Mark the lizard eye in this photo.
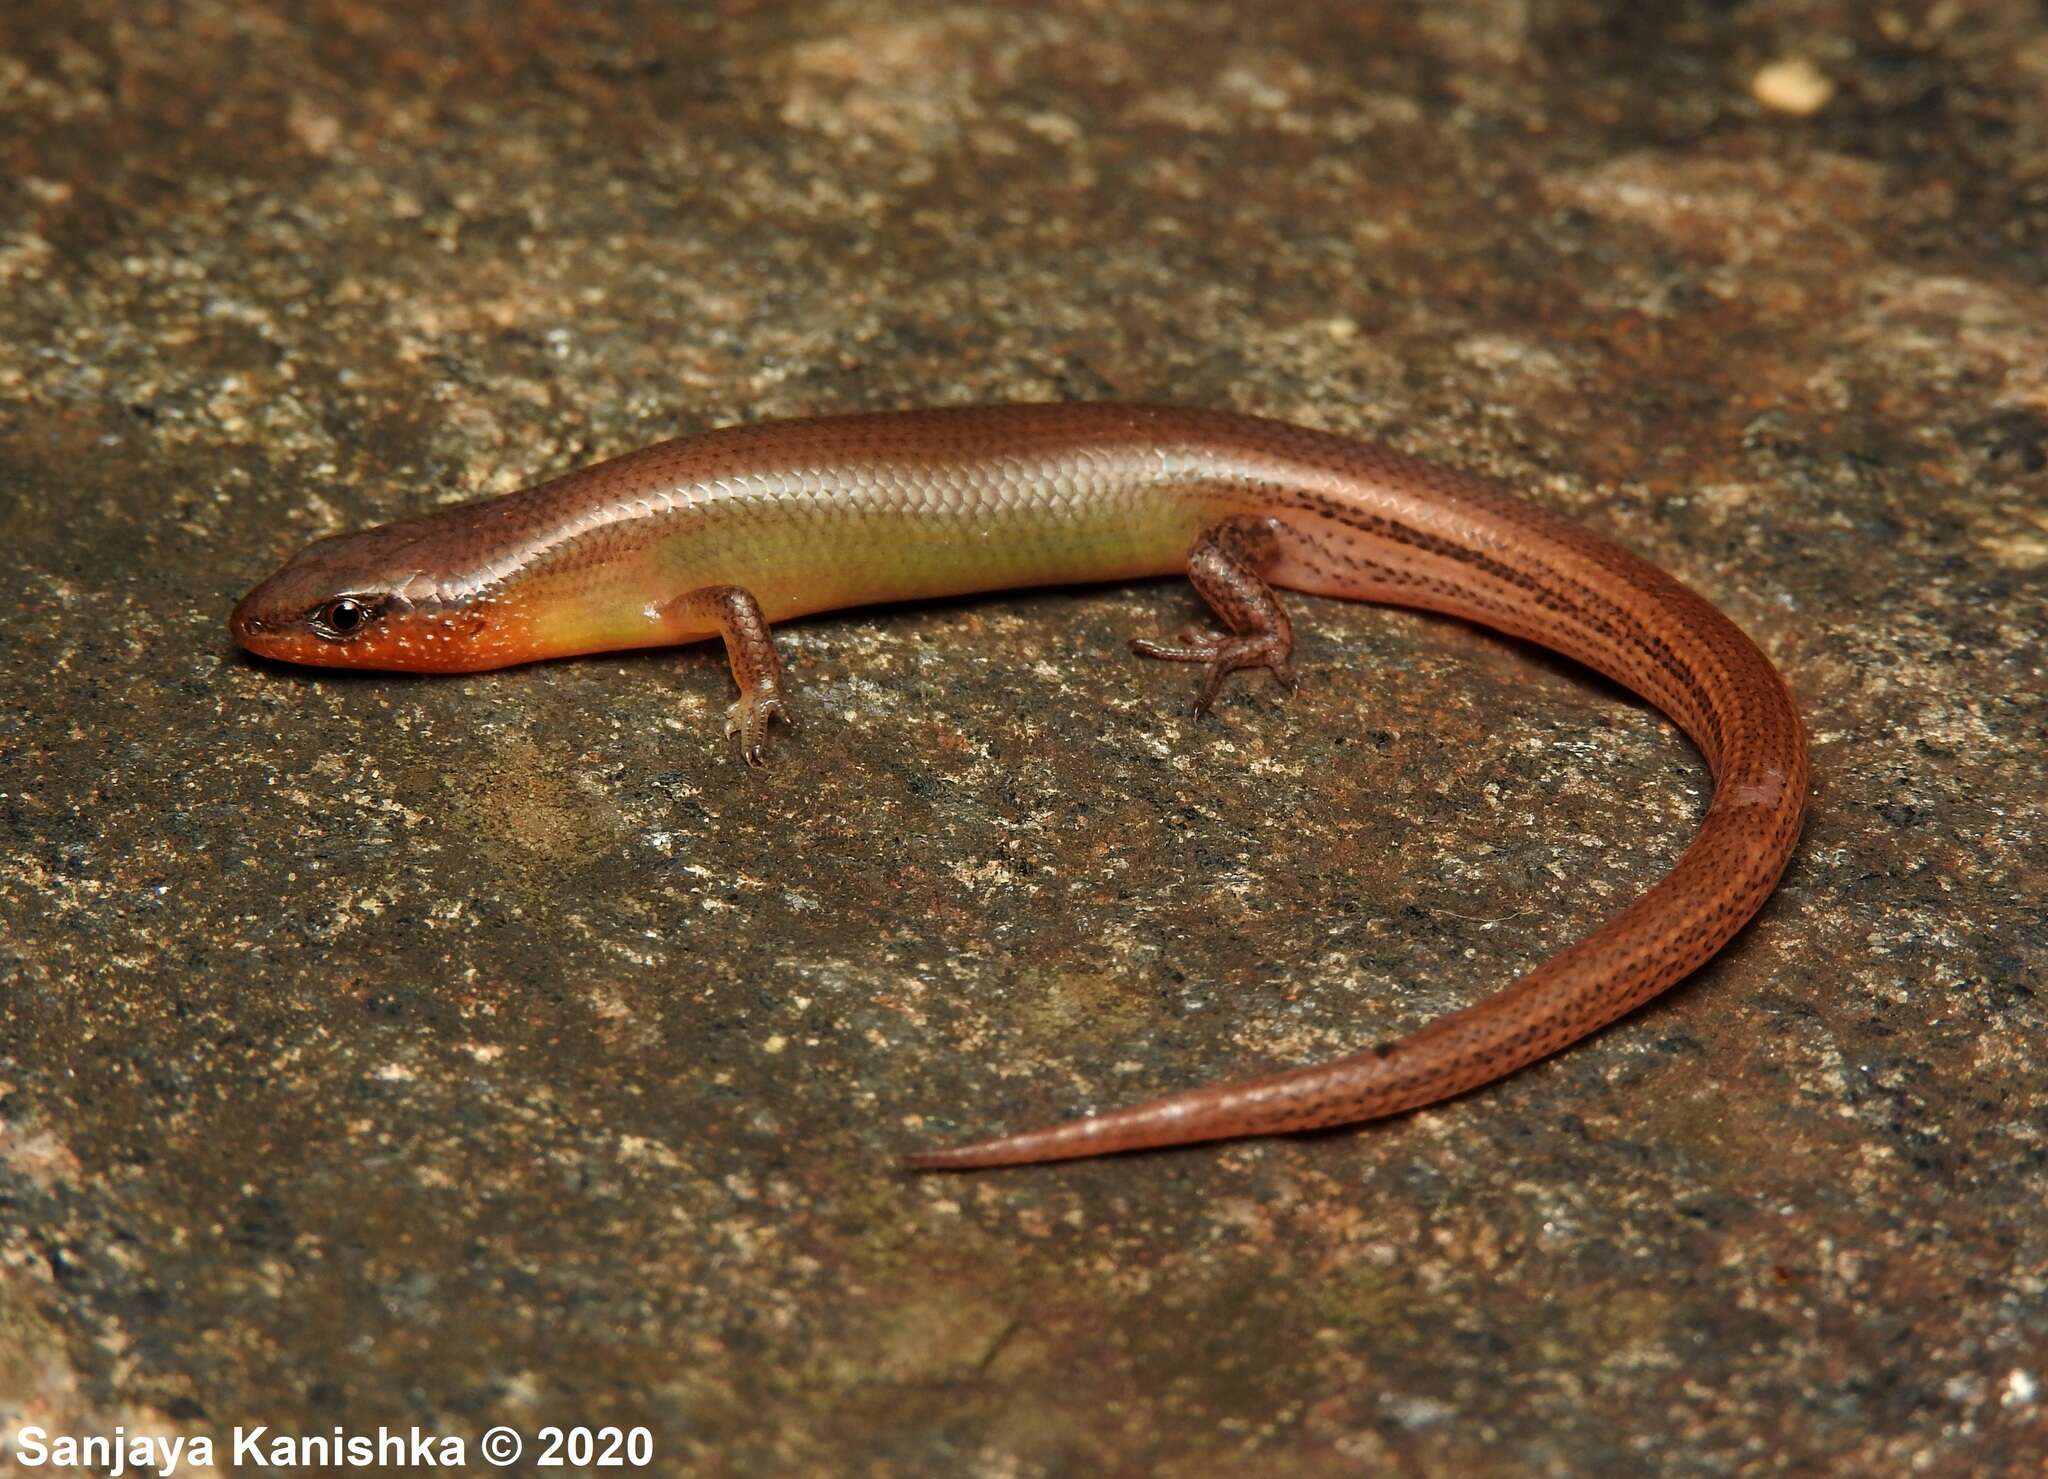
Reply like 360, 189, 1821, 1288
312, 596, 378, 640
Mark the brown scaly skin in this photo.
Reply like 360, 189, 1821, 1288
233, 404, 1808, 1169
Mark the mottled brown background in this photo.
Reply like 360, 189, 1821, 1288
2, 1, 2043, 1474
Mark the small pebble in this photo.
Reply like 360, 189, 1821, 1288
1752, 57, 1835, 116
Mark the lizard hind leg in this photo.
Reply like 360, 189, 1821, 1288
1130, 516, 1299, 714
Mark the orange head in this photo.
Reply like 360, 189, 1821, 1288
231, 520, 520, 672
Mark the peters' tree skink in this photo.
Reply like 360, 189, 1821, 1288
231, 404, 1808, 1169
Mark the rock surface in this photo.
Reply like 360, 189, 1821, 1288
2, 1, 2043, 1472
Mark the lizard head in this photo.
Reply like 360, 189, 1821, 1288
231, 521, 500, 672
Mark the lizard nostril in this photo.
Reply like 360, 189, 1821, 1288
229, 594, 268, 641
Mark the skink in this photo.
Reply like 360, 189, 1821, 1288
232, 404, 1808, 1169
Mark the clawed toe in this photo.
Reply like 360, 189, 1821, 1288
1130, 634, 1223, 663
726, 691, 793, 766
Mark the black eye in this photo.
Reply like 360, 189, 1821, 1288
315, 597, 376, 639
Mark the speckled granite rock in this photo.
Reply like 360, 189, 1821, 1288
1, 1, 2043, 1474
